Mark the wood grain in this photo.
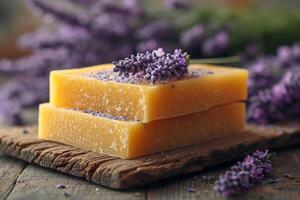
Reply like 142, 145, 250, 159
0, 157, 27, 200
5, 165, 145, 200
1, 147, 299, 200
0, 124, 300, 190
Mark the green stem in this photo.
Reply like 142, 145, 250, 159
190, 55, 240, 64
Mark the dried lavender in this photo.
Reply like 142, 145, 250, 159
247, 43, 300, 96
112, 48, 189, 83
248, 68, 300, 124
214, 150, 273, 197
0, 76, 49, 125
79, 109, 131, 121
246, 42, 300, 123
247, 58, 281, 97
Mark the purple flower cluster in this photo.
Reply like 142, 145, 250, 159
248, 68, 300, 123
247, 43, 300, 123
214, 150, 273, 197
112, 48, 189, 83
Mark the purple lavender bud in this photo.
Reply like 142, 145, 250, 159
202, 31, 229, 57
18, 25, 91, 50
180, 24, 204, 50
276, 46, 293, 68
0, 76, 49, 125
214, 150, 273, 197
247, 59, 280, 96
248, 68, 300, 124
112, 48, 189, 84
28, 0, 89, 27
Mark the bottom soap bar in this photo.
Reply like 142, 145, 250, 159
39, 103, 245, 159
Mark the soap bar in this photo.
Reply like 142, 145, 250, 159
50, 64, 248, 122
39, 102, 245, 159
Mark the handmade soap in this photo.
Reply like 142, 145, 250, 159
50, 64, 248, 122
39, 102, 245, 159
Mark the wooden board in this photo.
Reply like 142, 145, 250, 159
0, 124, 300, 190
1, 147, 300, 200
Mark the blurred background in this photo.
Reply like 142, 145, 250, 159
0, 0, 300, 126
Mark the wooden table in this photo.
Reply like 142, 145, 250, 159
1, 146, 299, 200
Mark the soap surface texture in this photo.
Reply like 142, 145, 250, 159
50, 64, 248, 122
39, 103, 245, 159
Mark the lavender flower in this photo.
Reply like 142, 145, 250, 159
28, 0, 89, 27
276, 46, 294, 68
180, 24, 204, 50
112, 48, 189, 83
202, 31, 229, 57
245, 42, 300, 124
0, 76, 49, 125
248, 68, 300, 124
214, 150, 273, 197
247, 58, 282, 97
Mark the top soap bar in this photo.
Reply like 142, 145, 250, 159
50, 64, 248, 122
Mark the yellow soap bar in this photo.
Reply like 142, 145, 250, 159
50, 64, 248, 122
39, 102, 245, 159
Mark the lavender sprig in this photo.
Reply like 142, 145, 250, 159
28, 0, 89, 27
214, 150, 273, 197
248, 68, 300, 124
112, 48, 190, 83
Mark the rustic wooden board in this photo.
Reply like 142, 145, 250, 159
0, 124, 300, 190
1, 147, 300, 200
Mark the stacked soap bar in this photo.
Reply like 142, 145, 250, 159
39, 64, 248, 159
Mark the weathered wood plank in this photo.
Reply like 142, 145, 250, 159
147, 147, 300, 200
0, 156, 27, 200
5, 165, 145, 200
0, 125, 300, 190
